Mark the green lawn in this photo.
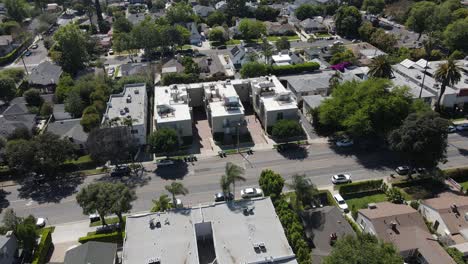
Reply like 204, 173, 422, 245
90, 216, 125, 227
226, 39, 242, 45
346, 192, 387, 212
65, 155, 92, 165
315, 33, 332, 38
398, 180, 447, 200
459, 181, 468, 191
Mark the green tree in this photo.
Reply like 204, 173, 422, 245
406, 1, 436, 40
148, 128, 179, 155
87, 127, 138, 164
113, 15, 133, 33
5, 140, 34, 173
443, 18, 468, 52
434, 59, 462, 111
386, 187, 404, 204
358, 21, 376, 42
206, 11, 226, 27
288, 174, 319, 210
76, 182, 115, 225
132, 18, 160, 54
64, 91, 84, 118
15, 216, 38, 254
0, 78, 17, 104
324, 234, 403, 264
23, 89, 43, 107
370, 29, 397, 53
275, 36, 290, 51
5, 0, 29, 22
388, 112, 449, 169
225, 162, 245, 199
55, 74, 75, 103
165, 181, 189, 207
240, 62, 269, 78
334, 6, 362, 37
81, 113, 101, 132
271, 120, 303, 141
2, 208, 19, 231
7, 127, 31, 141
53, 24, 90, 75
32, 132, 75, 177
39, 102, 53, 116
166, 2, 194, 24
362, 0, 384, 15
110, 183, 136, 224
151, 194, 172, 212
329, 49, 357, 65
368, 55, 393, 78
258, 169, 284, 201
295, 4, 323, 20
238, 19, 266, 40
226, 0, 247, 17
260, 37, 273, 64
208, 27, 227, 44
255, 5, 279, 21
317, 79, 414, 139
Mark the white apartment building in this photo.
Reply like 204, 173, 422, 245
103, 83, 148, 145
154, 85, 193, 141
250, 76, 299, 131
203, 81, 246, 135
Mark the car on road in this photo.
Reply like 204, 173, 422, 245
241, 187, 263, 199
24, 50, 32, 56
108, 48, 114, 55
456, 123, 468, 131
36, 218, 46, 228
448, 125, 457, 133
110, 165, 130, 177
331, 174, 351, 184
156, 159, 175, 167
89, 213, 100, 223
395, 166, 410, 175
333, 194, 348, 212
214, 192, 234, 202
175, 198, 183, 208
107, 66, 115, 77
31, 43, 38, 49
336, 139, 353, 147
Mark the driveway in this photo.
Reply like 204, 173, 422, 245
193, 107, 218, 155
49, 220, 97, 262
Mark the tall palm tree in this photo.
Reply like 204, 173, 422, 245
220, 175, 231, 199
287, 174, 318, 210
434, 59, 462, 112
165, 182, 189, 207
225, 162, 245, 199
368, 55, 393, 79
419, 32, 439, 98
261, 37, 273, 65
151, 194, 172, 212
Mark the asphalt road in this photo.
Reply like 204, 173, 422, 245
1, 132, 467, 225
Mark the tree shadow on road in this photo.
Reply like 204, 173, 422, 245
329, 144, 403, 171
277, 145, 309, 160
0, 189, 10, 212
153, 161, 189, 180
17, 174, 84, 204
94, 170, 152, 188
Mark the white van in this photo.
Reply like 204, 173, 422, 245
333, 194, 349, 212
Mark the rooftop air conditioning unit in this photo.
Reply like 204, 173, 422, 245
368, 203, 377, 209
134, 89, 139, 94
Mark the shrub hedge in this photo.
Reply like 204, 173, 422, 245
0, 37, 34, 66
270, 62, 320, 75
345, 215, 362, 235
274, 197, 311, 264
32, 228, 53, 264
338, 179, 384, 197
445, 166, 468, 182
78, 230, 125, 244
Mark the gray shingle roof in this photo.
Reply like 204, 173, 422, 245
0, 234, 18, 264
47, 118, 88, 144
303, 95, 326, 109
53, 104, 72, 121
120, 62, 149, 77
64, 241, 117, 264
28, 61, 63, 86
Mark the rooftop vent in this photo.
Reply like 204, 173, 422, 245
368, 203, 377, 209
134, 89, 139, 94
147, 258, 161, 264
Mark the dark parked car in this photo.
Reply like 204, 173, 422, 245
395, 166, 410, 175
214, 192, 234, 202
110, 165, 131, 177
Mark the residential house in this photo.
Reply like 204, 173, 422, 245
46, 3, 61, 12
419, 192, 468, 255
0, 35, 15, 56
215, 0, 227, 10
0, 232, 18, 264
122, 197, 297, 264
347, 42, 386, 66
102, 83, 148, 145
193, 5, 215, 17
92, 34, 112, 49
28, 61, 63, 91
357, 202, 456, 264
299, 18, 327, 34
280, 71, 336, 102
65, 241, 117, 264
195, 55, 234, 79
271, 52, 292, 65
161, 58, 185, 76
230, 45, 259, 69
302, 94, 326, 118
52, 104, 72, 121
117, 62, 150, 78
46, 119, 88, 152
301, 206, 355, 263
249, 76, 299, 131
0, 3, 7, 15
154, 84, 193, 142
264, 21, 295, 36
188, 22, 203, 46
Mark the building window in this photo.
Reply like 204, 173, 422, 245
131, 129, 138, 134
277, 112, 283, 120
433, 220, 439, 230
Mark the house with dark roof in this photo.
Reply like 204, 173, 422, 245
161, 58, 185, 76
302, 94, 326, 118
46, 119, 88, 151
188, 22, 203, 46
0, 35, 16, 56
0, 232, 18, 264
300, 18, 327, 34
230, 45, 259, 69
264, 21, 295, 36
357, 202, 456, 264
117, 62, 149, 78
64, 241, 117, 264
301, 206, 355, 263
419, 192, 468, 254
28, 61, 63, 91
193, 5, 215, 17
195, 55, 233, 78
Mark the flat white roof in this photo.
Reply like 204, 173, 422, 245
272, 54, 291, 63
154, 85, 191, 123
103, 83, 146, 126
123, 198, 297, 264
204, 82, 245, 118
252, 76, 298, 112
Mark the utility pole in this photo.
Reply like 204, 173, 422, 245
20, 54, 29, 75
418, 59, 428, 99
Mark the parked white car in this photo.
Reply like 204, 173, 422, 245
331, 174, 351, 184
456, 123, 468, 131
36, 218, 46, 228
333, 194, 348, 211
241, 187, 263, 199
336, 139, 354, 147
156, 159, 175, 167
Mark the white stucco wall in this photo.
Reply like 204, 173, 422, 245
419, 204, 451, 236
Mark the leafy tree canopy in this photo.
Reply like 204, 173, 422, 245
334, 6, 362, 37
258, 169, 284, 200
271, 120, 303, 141
295, 4, 323, 20
148, 128, 179, 155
